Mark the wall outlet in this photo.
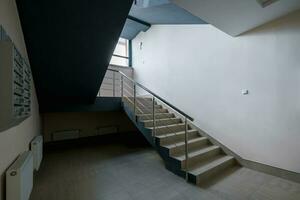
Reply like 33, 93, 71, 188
242, 89, 249, 95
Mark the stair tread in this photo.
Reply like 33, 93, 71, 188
156, 130, 198, 139
139, 108, 168, 112
142, 117, 180, 123
188, 155, 234, 176
138, 113, 174, 117
143, 118, 182, 128
163, 137, 207, 149
174, 145, 220, 161
123, 97, 235, 185
148, 123, 185, 129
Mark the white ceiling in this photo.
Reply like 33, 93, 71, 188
172, 0, 300, 36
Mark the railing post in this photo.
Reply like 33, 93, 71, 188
184, 117, 189, 181
113, 71, 116, 97
133, 84, 136, 117
152, 96, 156, 138
121, 75, 123, 98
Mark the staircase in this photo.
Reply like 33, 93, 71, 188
100, 68, 238, 185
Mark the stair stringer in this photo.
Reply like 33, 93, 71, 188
123, 102, 187, 179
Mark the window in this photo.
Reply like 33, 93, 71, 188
110, 38, 131, 67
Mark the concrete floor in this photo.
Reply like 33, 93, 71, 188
30, 136, 300, 200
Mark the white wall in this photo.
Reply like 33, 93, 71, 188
132, 10, 300, 173
0, 0, 41, 199
172, 0, 300, 36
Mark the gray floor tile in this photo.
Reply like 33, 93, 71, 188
30, 141, 300, 200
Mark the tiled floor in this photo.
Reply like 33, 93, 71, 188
30, 137, 300, 200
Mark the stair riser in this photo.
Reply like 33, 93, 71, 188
144, 118, 182, 127
153, 125, 186, 136
136, 108, 168, 115
123, 98, 160, 110
136, 99, 158, 106
124, 98, 167, 114
158, 132, 199, 146
123, 98, 238, 187
125, 97, 153, 101
138, 113, 175, 121
136, 99, 160, 107
170, 139, 209, 157
181, 148, 221, 169
136, 97, 154, 102
195, 158, 236, 185
138, 104, 162, 110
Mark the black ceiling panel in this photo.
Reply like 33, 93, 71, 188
17, 0, 133, 110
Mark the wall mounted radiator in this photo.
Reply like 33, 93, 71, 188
6, 151, 33, 200
30, 135, 43, 171
52, 129, 80, 141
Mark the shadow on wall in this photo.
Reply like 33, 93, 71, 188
240, 9, 300, 36
42, 111, 138, 143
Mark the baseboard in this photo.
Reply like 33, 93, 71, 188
240, 159, 300, 184
189, 124, 300, 184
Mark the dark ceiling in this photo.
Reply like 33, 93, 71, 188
129, 1, 207, 24
17, 0, 133, 111
121, 0, 207, 40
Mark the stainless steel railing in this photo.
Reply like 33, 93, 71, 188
99, 68, 194, 180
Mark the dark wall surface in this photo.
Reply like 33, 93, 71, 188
17, 0, 133, 110
41, 97, 122, 113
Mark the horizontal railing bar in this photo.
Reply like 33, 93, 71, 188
108, 64, 131, 69
107, 69, 194, 121
123, 82, 134, 91
112, 54, 129, 59
123, 88, 133, 96
101, 81, 121, 85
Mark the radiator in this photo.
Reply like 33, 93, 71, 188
6, 151, 33, 200
31, 135, 43, 171
52, 129, 80, 141
96, 126, 119, 135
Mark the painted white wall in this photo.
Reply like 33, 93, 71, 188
172, 0, 300, 36
0, 0, 41, 199
132, 10, 300, 173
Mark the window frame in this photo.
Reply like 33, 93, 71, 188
110, 38, 132, 67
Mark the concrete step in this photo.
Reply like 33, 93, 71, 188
143, 118, 182, 127
123, 98, 164, 114
174, 145, 221, 169
136, 108, 169, 115
123, 97, 166, 113
137, 102, 162, 110
138, 113, 175, 121
135, 97, 160, 107
135, 96, 153, 102
123, 96, 156, 106
133, 97, 158, 107
164, 137, 209, 157
156, 130, 200, 146
188, 155, 235, 185
148, 123, 187, 136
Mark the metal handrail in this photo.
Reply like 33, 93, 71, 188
103, 68, 192, 180
107, 68, 194, 121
